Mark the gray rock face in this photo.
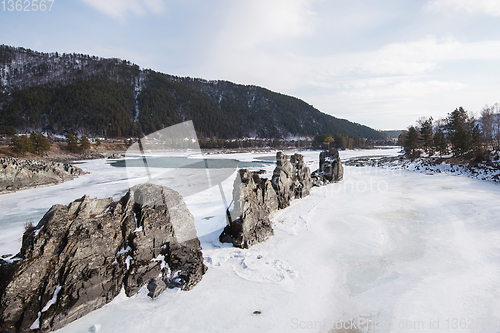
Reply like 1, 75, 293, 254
0, 183, 206, 333
221, 152, 315, 249
312, 148, 344, 186
0, 157, 87, 194
220, 169, 279, 249
271, 152, 296, 209
290, 153, 313, 199
220, 150, 341, 249
271, 152, 313, 207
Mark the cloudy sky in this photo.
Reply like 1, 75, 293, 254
2, 0, 500, 130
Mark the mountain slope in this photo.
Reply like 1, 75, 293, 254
0, 45, 386, 139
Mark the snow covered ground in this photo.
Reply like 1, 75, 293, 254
2, 148, 500, 332
344, 152, 500, 185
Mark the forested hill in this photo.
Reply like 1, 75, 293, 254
0, 45, 386, 139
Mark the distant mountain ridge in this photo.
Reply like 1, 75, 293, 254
0, 45, 386, 139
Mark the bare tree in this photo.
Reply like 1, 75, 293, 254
493, 103, 500, 150
480, 105, 495, 150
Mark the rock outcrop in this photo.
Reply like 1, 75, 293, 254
0, 158, 87, 194
271, 152, 296, 209
220, 169, 278, 249
221, 150, 343, 249
312, 148, 344, 186
221, 152, 315, 249
0, 183, 206, 333
290, 153, 313, 199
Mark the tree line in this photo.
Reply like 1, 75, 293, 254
312, 133, 380, 150
9, 132, 50, 155
8, 132, 92, 155
399, 104, 500, 160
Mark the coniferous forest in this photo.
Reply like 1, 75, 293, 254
399, 105, 500, 160
0, 45, 386, 140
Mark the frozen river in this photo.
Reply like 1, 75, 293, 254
1, 148, 500, 332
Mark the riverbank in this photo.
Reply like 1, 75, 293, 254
0, 157, 88, 194
345, 154, 500, 184
0, 142, 127, 163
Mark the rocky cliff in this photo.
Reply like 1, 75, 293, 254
0, 158, 87, 194
0, 183, 206, 333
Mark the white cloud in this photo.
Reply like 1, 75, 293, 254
203, 35, 500, 97
424, 0, 500, 16
307, 36, 500, 79
339, 80, 466, 101
80, 0, 166, 20
215, 0, 316, 49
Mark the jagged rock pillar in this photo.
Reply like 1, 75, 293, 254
220, 169, 279, 249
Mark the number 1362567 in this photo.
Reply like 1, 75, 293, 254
2, 0, 55, 11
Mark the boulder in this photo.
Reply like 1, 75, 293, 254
0, 183, 206, 333
312, 148, 344, 186
220, 169, 278, 249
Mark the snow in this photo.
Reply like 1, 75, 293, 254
116, 246, 132, 256
41, 285, 62, 312
30, 312, 41, 330
125, 255, 132, 271
1, 148, 500, 332
151, 254, 169, 271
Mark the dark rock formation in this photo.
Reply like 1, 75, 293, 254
312, 148, 344, 186
220, 169, 279, 249
290, 153, 312, 199
0, 158, 87, 194
221, 152, 314, 249
271, 152, 313, 207
271, 152, 296, 209
221, 150, 342, 249
0, 183, 206, 333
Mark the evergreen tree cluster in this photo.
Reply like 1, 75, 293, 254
9, 131, 50, 155
399, 105, 500, 159
311, 133, 372, 150
65, 134, 91, 152
1, 75, 141, 137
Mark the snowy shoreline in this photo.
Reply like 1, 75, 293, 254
345, 154, 500, 184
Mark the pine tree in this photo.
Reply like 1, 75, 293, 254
471, 123, 483, 159
79, 136, 91, 150
418, 117, 434, 154
433, 129, 447, 156
66, 134, 78, 152
10, 135, 34, 155
29, 131, 50, 154
404, 126, 419, 156
446, 107, 471, 156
